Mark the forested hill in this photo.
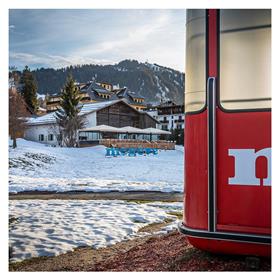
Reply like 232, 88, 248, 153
31, 60, 185, 104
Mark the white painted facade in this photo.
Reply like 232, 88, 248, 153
24, 111, 97, 146
147, 110, 185, 131
24, 124, 59, 146
24, 100, 159, 146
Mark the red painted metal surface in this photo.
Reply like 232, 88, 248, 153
183, 9, 271, 256
188, 237, 271, 257
184, 111, 208, 230
216, 110, 271, 235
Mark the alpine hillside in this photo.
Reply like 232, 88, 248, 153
31, 60, 185, 104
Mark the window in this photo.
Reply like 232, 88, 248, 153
39, 134, 44, 141
48, 134, 54, 141
185, 9, 206, 113
220, 9, 271, 110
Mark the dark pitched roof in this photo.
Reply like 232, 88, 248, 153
127, 91, 144, 99
79, 81, 118, 102
113, 88, 145, 106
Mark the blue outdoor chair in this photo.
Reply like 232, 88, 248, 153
128, 148, 136, 157
120, 147, 127, 156
152, 148, 158, 155
145, 148, 152, 155
105, 148, 111, 157
137, 147, 144, 155
111, 148, 117, 157
115, 148, 120, 156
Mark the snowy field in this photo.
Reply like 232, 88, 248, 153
9, 199, 182, 262
9, 139, 184, 193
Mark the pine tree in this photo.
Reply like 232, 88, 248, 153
55, 74, 86, 147
21, 66, 38, 112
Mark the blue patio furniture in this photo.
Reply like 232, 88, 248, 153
111, 148, 117, 157
120, 147, 127, 156
137, 147, 144, 155
145, 148, 152, 155
105, 148, 111, 157
115, 148, 121, 156
128, 147, 136, 157
152, 148, 158, 155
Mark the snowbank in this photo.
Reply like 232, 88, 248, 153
9, 139, 184, 193
9, 200, 182, 262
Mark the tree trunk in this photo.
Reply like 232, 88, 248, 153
12, 137, 17, 149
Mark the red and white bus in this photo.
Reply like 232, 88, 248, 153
178, 9, 271, 256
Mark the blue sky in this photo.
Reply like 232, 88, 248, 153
9, 9, 185, 72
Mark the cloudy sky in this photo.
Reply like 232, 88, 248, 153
9, 9, 185, 72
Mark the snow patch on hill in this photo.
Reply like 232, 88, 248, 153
9, 139, 184, 193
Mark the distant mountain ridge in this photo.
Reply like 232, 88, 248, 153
31, 60, 185, 104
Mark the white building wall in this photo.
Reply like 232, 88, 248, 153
146, 110, 161, 129
147, 110, 184, 131
158, 113, 185, 131
84, 112, 97, 128
24, 111, 97, 146
24, 124, 60, 146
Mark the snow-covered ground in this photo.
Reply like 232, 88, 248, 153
9, 199, 182, 262
9, 139, 184, 193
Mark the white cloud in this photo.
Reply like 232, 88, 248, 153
9, 52, 116, 69
73, 12, 171, 57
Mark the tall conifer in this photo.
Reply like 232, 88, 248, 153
55, 75, 86, 147
21, 66, 38, 112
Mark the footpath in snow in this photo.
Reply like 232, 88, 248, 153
9, 139, 184, 193
9, 199, 182, 262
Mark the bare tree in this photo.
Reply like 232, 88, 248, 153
9, 88, 29, 148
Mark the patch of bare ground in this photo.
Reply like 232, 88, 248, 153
9, 231, 271, 272
9, 191, 183, 202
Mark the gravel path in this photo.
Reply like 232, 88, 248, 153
9, 190, 183, 202
9, 231, 271, 272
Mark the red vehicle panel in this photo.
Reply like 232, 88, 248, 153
184, 111, 208, 230
216, 110, 271, 234
179, 9, 271, 257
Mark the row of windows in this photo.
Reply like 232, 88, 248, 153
161, 124, 183, 130
161, 115, 184, 121
38, 134, 54, 142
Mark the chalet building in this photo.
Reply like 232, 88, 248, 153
24, 99, 158, 146
96, 81, 113, 91
113, 87, 146, 111
45, 81, 114, 112
46, 80, 147, 112
146, 101, 185, 131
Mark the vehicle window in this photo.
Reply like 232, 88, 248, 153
185, 9, 206, 113
220, 9, 271, 110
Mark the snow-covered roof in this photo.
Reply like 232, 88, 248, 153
79, 125, 170, 135
26, 100, 120, 126
79, 125, 122, 133
142, 127, 171, 135
119, 126, 145, 134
